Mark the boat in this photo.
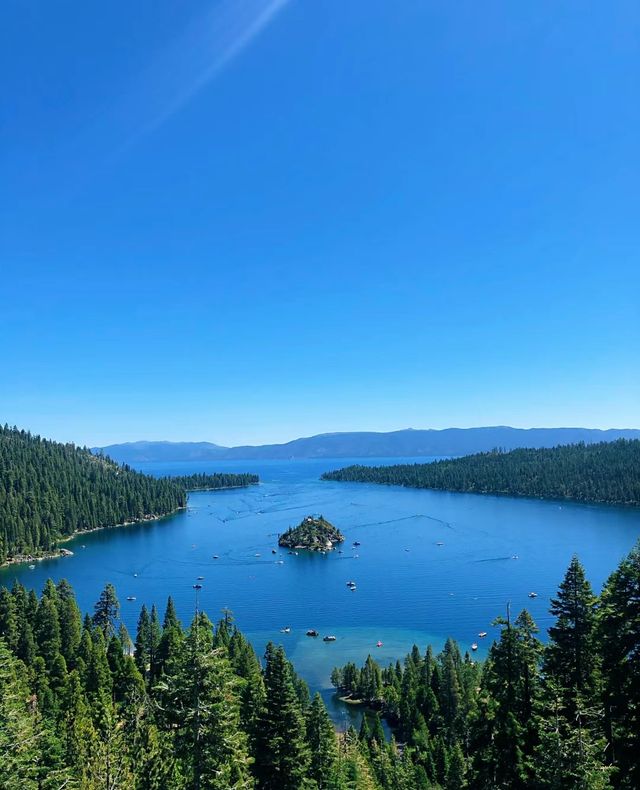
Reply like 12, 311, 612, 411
133, 573, 138, 577
28, 564, 36, 570
478, 632, 488, 638
255, 553, 261, 557
323, 635, 337, 642
306, 629, 319, 637
197, 576, 205, 580
436, 542, 444, 546
271, 549, 277, 554
376, 640, 383, 648
126, 596, 136, 601
528, 592, 538, 598
346, 580, 356, 587
349, 585, 357, 591
193, 584, 202, 590
213, 555, 219, 559
353, 541, 361, 547
281, 627, 291, 633
471, 643, 478, 651
276, 560, 284, 565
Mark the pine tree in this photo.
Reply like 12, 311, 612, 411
0, 641, 40, 789
544, 556, 598, 715
446, 741, 467, 788
134, 604, 151, 679
255, 642, 311, 789
306, 693, 339, 788
597, 542, 640, 789
162, 612, 254, 789
93, 583, 120, 639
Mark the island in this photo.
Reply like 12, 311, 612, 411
278, 515, 345, 551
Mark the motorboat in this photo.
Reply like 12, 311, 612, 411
346, 581, 356, 587
471, 643, 478, 651
197, 576, 204, 580
478, 632, 488, 638
281, 627, 291, 633
193, 584, 203, 590
528, 592, 538, 598
323, 635, 337, 642
28, 564, 36, 570
376, 641, 383, 648
306, 629, 319, 637
213, 555, 219, 559
126, 596, 136, 601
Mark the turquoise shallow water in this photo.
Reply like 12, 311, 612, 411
3, 457, 639, 725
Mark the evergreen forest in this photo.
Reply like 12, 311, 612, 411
0, 425, 258, 564
322, 440, 640, 506
0, 544, 639, 788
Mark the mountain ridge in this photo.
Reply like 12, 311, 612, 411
94, 426, 640, 463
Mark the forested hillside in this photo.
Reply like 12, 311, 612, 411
1, 545, 639, 788
322, 440, 640, 505
0, 426, 258, 563
169, 472, 259, 490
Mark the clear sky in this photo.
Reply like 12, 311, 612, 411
2, 0, 639, 447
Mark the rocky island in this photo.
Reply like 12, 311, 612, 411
278, 515, 345, 551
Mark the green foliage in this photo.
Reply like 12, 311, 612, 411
169, 472, 259, 490
278, 515, 345, 551
1, 545, 639, 789
322, 439, 640, 505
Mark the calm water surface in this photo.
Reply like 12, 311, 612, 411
3, 457, 639, 726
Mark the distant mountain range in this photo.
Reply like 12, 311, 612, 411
94, 427, 640, 464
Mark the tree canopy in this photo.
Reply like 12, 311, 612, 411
322, 439, 640, 506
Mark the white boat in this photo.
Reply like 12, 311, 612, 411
528, 592, 538, 598
323, 635, 337, 642
478, 632, 488, 638
28, 564, 36, 570
471, 643, 478, 651
281, 626, 291, 633
126, 596, 136, 601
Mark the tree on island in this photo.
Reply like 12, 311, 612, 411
277, 516, 345, 552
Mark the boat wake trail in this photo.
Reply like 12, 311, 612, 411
474, 556, 514, 563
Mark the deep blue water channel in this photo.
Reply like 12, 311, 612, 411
2, 457, 639, 728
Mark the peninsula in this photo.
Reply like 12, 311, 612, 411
322, 439, 640, 506
278, 515, 345, 551
0, 425, 259, 566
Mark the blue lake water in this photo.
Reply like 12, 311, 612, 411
2, 457, 639, 727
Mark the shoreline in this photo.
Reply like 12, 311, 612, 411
0, 482, 258, 569
0, 508, 186, 569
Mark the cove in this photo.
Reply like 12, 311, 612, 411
2, 457, 639, 726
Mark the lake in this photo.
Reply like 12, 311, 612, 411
2, 457, 639, 727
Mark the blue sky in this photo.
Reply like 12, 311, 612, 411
2, 0, 639, 447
